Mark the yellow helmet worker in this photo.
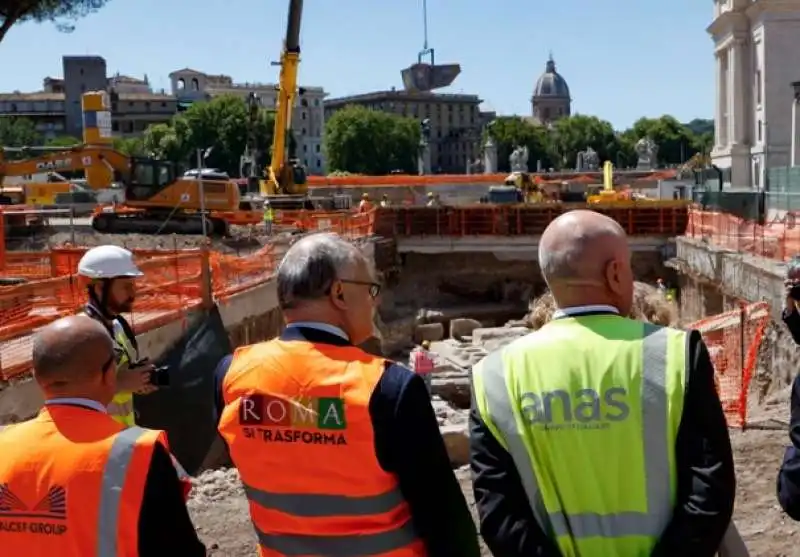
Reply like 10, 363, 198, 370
470, 210, 735, 556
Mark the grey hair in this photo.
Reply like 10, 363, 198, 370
788, 256, 800, 275
277, 232, 365, 309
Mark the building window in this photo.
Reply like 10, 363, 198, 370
315, 145, 320, 153
302, 111, 307, 120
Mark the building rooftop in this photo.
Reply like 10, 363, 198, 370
325, 89, 482, 105
0, 91, 176, 102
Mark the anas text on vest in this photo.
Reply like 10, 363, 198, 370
519, 387, 630, 429
239, 394, 347, 445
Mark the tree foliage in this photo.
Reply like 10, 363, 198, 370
620, 115, 700, 166
323, 106, 420, 175
0, 0, 111, 43
0, 118, 39, 148
550, 115, 621, 169
142, 95, 275, 176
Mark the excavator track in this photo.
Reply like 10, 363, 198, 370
92, 211, 228, 236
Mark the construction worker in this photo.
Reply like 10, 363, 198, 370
470, 210, 735, 557
409, 339, 436, 395
358, 192, 374, 213
0, 316, 205, 556
426, 191, 441, 207
215, 232, 480, 557
78, 245, 158, 427
263, 199, 274, 235
380, 193, 392, 207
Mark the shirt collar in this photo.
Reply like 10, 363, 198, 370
551, 304, 620, 320
45, 397, 108, 414
285, 321, 349, 341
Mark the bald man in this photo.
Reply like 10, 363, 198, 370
470, 210, 735, 557
0, 316, 205, 556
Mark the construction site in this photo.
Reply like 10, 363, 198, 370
0, 186, 796, 554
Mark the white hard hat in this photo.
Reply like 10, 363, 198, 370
78, 245, 143, 279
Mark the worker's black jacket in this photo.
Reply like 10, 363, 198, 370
777, 308, 800, 518
470, 315, 736, 557
213, 326, 481, 557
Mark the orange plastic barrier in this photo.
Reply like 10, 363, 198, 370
688, 302, 770, 428
0, 249, 207, 380
686, 208, 800, 262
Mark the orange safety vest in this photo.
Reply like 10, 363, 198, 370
0, 405, 190, 557
219, 338, 427, 557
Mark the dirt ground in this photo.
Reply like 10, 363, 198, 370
187, 428, 799, 556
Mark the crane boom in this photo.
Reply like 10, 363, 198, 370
263, 0, 307, 196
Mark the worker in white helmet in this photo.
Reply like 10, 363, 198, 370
77, 245, 158, 427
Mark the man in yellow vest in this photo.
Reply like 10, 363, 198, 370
470, 209, 736, 557
262, 199, 274, 235
78, 245, 159, 427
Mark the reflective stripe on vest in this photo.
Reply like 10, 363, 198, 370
242, 484, 419, 554
474, 323, 676, 541
97, 426, 151, 556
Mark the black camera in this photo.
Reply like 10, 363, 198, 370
791, 285, 800, 301
149, 364, 171, 387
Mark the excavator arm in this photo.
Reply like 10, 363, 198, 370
262, 0, 307, 196
0, 145, 132, 188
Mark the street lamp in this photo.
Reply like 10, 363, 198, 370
791, 81, 800, 167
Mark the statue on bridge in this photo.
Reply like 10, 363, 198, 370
635, 137, 659, 170
509, 145, 529, 173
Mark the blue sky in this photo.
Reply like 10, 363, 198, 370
1, 0, 714, 129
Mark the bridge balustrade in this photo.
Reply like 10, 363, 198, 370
374, 204, 689, 237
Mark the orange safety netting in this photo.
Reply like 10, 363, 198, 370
0, 209, 378, 380
686, 208, 800, 262
688, 302, 770, 428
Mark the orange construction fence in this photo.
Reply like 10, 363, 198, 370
688, 302, 771, 428
686, 207, 800, 262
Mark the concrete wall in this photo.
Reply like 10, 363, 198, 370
672, 236, 797, 399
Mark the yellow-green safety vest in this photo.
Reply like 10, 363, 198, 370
79, 310, 138, 427
472, 314, 687, 557
109, 319, 138, 427
263, 207, 274, 222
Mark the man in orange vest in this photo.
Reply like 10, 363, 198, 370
0, 315, 206, 556
216, 232, 480, 557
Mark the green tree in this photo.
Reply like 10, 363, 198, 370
142, 95, 275, 176
112, 136, 145, 157
0, 118, 40, 147
45, 135, 80, 148
549, 115, 621, 170
622, 115, 699, 165
323, 105, 420, 174
483, 117, 551, 172
0, 0, 111, 43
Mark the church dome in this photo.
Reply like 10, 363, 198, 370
533, 57, 570, 99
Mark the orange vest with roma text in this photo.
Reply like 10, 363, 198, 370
0, 405, 186, 557
218, 338, 427, 557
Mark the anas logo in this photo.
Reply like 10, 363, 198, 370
0, 484, 68, 535
240, 394, 347, 446
519, 387, 630, 430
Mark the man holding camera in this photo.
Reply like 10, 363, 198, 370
78, 245, 160, 427
778, 259, 800, 518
